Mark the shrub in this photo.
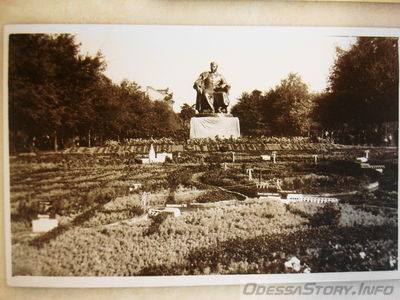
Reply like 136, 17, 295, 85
196, 190, 234, 203
167, 168, 193, 189
200, 170, 223, 185
52, 198, 67, 215
86, 188, 116, 206
286, 202, 341, 227
285, 203, 313, 220
339, 204, 397, 227
164, 156, 173, 163
145, 213, 168, 236
129, 206, 145, 218
166, 194, 175, 204
104, 140, 120, 147
14, 199, 39, 221
309, 203, 341, 227
231, 185, 258, 198
205, 154, 223, 164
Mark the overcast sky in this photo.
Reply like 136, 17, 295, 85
8, 25, 369, 112
66, 26, 362, 111
70, 26, 359, 112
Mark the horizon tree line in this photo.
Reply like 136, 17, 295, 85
8, 34, 398, 152
232, 36, 398, 145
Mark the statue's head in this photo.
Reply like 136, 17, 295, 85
210, 61, 218, 73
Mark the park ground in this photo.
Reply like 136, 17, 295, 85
9, 141, 398, 276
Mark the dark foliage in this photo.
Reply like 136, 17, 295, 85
138, 225, 397, 275
314, 37, 398, 144
309, 203, 341, 227
8, 34, 181, 153
145, 213, 168, 236
195, 190, 235, 203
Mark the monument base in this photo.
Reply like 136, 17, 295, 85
190, 116, 240, 139
195, 113, 233, 117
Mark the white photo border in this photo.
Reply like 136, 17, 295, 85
4, 24, 400, 288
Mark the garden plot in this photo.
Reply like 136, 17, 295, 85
9, 154, 183, 234
9, 146, 398, 276
11, 198, 397, 276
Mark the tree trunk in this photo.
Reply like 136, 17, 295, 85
54, 130, 58, 152
88, 129, 91, 148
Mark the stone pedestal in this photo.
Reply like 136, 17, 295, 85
190, 115, 240, 139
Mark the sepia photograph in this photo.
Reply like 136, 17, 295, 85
3, 24, 399, 287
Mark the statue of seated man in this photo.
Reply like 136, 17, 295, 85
193, 61, 230, 113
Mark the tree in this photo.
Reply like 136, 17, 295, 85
174, 103, 196, 140
8, 34, 106, 152
87, 75, 121, 144
231, 74, 315, 137
316, 37, 398, 134
263, 73, 315, 136
231, 90, 269, 136
8, 34, 185, 151
179, 103, 196, 125
148, 101, 181, 138
111, 79, 180, 139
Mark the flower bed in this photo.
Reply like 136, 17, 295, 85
9, 145, 398, 276
11, 199, 397, 276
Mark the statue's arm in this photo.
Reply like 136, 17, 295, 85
219, 75, 231, 92
193, 72, 207, 93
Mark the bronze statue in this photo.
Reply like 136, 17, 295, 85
193, 62, 230, 113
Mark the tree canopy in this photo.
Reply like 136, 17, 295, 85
232, 73, 316, 136
315, 37, 398, 130
263, 73, 315, 136
9, 34, 398, 150
9, 34, 106, 151
231, 90, 268, 136
233, 37, 398, 144
8, 34, 181, 152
